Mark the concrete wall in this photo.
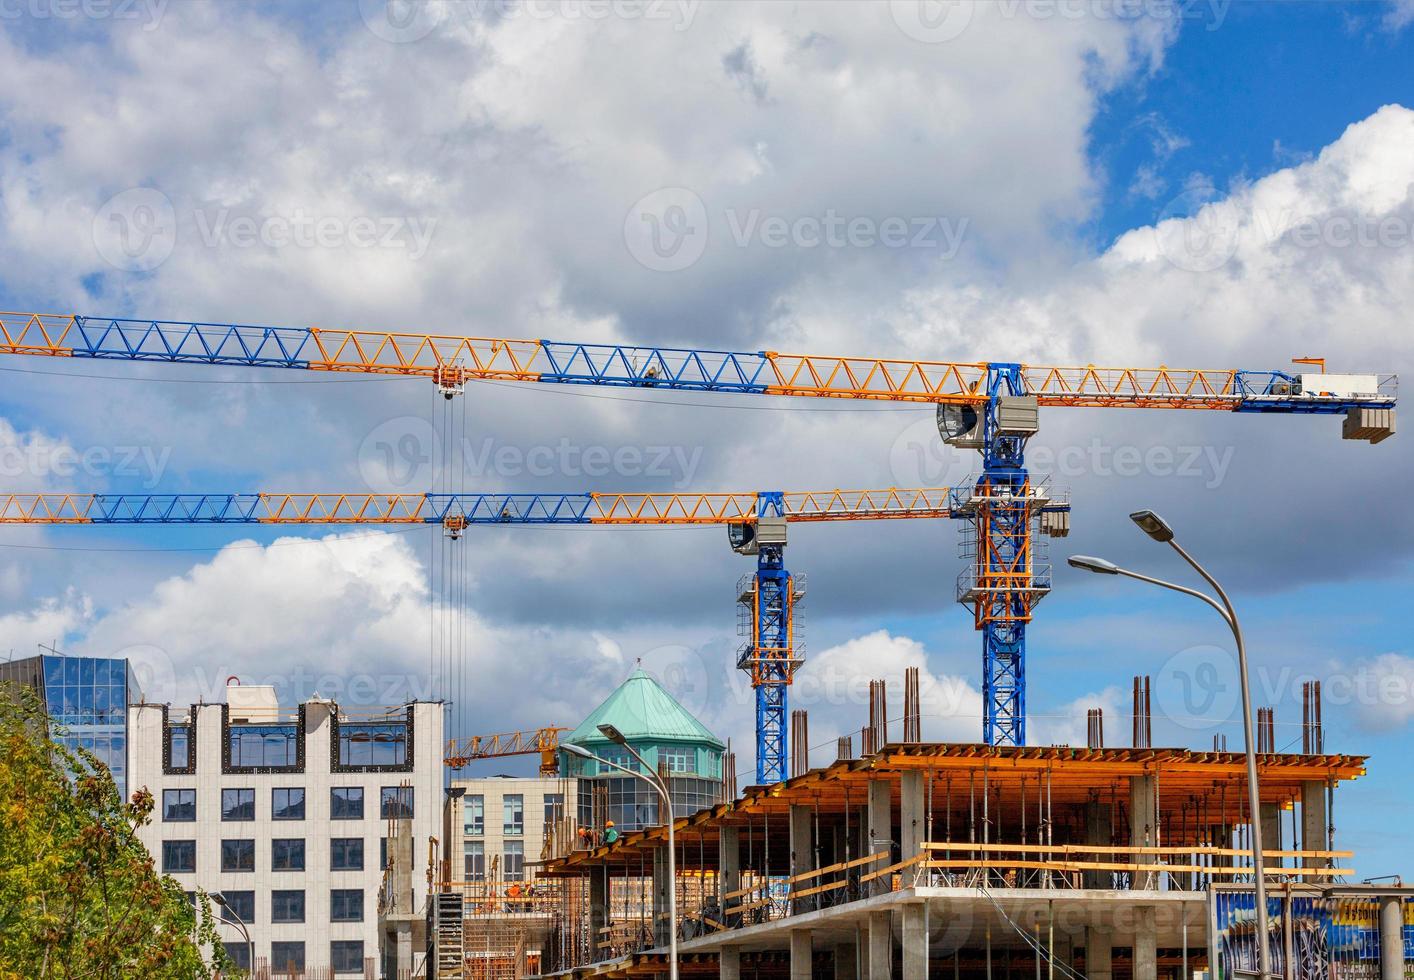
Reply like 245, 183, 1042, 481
129, 697, 442, 973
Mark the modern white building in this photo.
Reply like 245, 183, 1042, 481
128, 681, 442, 977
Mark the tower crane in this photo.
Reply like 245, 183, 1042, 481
445, 726, 566, 775
0, 312, 1396, 756
1, 485, 990, 784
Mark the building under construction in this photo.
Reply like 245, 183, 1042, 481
420, 672, 1412, 980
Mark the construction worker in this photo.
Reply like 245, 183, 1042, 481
603, 820, 619, 845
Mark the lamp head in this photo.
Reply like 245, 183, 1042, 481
1130, 510, 1175, 543
597, 723, 628, 746
561, 742, 594, 760
1067, 555, 1121, 575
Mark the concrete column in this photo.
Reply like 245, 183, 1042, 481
1381, 896, 1406, 980
1129, 775, 1157, 882
1083, 802, 1112, 890
1134, 906, 1157, 980
868, 778, 894, 859
721, 945, 742, 980
720, 825, 740, 923
1084, 926, 1113, 980
868, 910, 893, 980
589, 870, 608, 954
901, 903, 928, 980
793, 930, 815, 980
835, 942, 859, 980
901, 772, 925, 860
653, 844, 670, 947
1301, 781, 1330, 868
1259, 802, 1282, 876
791, 805, 816, 915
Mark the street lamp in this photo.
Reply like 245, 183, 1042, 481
1068, 510, 1273, 980
210, 892, 253, 977
562, 730, 679, 980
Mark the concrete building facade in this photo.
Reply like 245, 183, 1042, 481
128, 681, 442, 977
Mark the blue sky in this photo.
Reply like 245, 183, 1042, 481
0, 2, 1411, 878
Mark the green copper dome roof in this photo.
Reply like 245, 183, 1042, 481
565, 667, 724, 750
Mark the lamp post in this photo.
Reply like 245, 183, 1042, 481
1068, 510, 1272, 980
210, 892, 253, 977
562, 727, 679, 980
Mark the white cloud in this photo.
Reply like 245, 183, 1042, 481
1339, 653, 1414, 733
1384, 0, 1414, 32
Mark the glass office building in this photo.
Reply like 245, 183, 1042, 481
0, 653, 142, 797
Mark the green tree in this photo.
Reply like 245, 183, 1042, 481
0, 687, 232, 979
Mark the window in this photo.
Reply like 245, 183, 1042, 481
331, 940, 364, 974
270, 941, 305, 973
463, 795, 484, 836
221, 839, 255, 873
331, 838, 364, 871
217, 890, 254, 925
272, 787, 305, 820
544, 793, 565, 825
380, 786, 414, 820
600, 749, 637, 774
503, 794, 524, 836
331, 786, 364, 820
503, 841, 525, 882
224, 941, 251, 972
463, 841, 485, 881
272, 838, 305, 871
271, 889, 305, 923
330, 888, 363, 922
336, 722, 407, 767
162, 789, 196, 821
380, 837, 388, 871
228, 724, 299, 768
659, 746, 693, 773
221, 788, 254, 821
162, 840, 195, 873
168, 725, 191, 770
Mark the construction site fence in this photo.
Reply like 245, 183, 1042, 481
1210, 884, 1414, 980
